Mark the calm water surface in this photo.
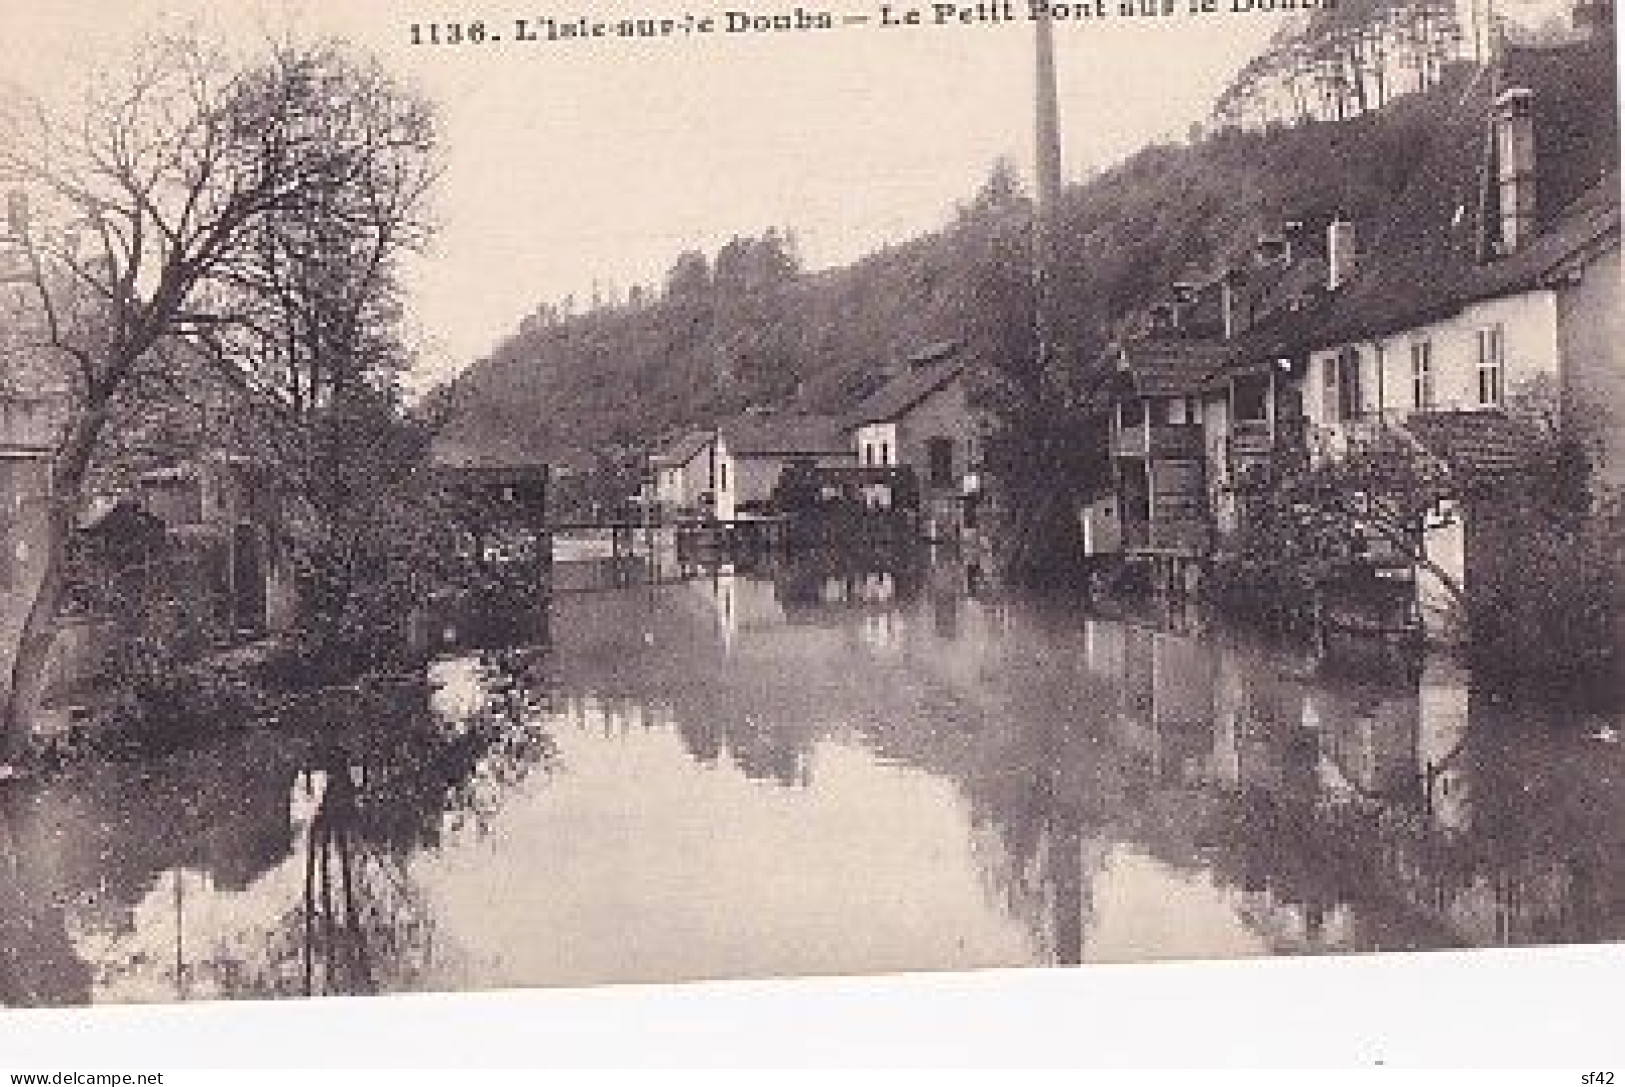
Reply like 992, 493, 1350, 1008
3, 548, 1623, 1006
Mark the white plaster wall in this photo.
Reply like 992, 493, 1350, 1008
1556, 244, 1625, 487
655, 465, 684, 508
1418, 501, 1467, 643
855, 422, 897, 467
1305, 290, 1561, 455
1201, 393, 1234, 536
713, 438, 738, 521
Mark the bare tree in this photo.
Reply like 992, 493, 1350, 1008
0, 33, 437, 760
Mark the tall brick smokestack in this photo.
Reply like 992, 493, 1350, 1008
1033, 7, 1064, 365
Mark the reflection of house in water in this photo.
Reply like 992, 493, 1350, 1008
770, 551, 927, 656
1311, 668, 1424, 806
690, 563, 783, 656
1307, 655, 1473, 830
1416, 658, 1472, 832
1105, 624, 1222, 790
1209, 641, 1319, 803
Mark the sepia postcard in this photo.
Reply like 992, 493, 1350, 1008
0, 0, 1622, 1031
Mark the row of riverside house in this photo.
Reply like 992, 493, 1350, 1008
1083, 30, 1623, 640
648, 340, 985, 544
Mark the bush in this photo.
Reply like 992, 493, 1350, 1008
1469, 497, 1623, 689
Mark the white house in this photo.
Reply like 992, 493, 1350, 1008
1115, 33, 1621, 641
649, 430, 714, 517
1283, 44, 1622, 635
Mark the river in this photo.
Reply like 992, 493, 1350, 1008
2, 546, 1622, 1006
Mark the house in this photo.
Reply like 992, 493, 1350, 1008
1290, 41, 1620, 472
1094, 332, 1233, 558
648, 429, 714, 518
711, 409, 855, 522
429, 434, 550, 564
1091, 31, 1618, 636
1222, 34, 1622, 632
130, 455, 299, 638
843, 341, 982, 541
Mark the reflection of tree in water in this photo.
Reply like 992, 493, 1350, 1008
274, 647, 560, 997
559, 550, 1625, 963
854, 609, 1131, 965
0, 790, 95, 1006
0, 647, 563, 1005
0, 729, 307, 1007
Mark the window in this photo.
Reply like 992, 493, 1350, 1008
718, 462, 728, 492
1411, 339, 1435, 410
1477, 326, 1504, 407
1233, 375, 1268, 422
863, 442, 874, 467
1325, 349, 1363, 422
927, 437, 955, 488
879, 441, 891, 467
1338, 349, 1363, 421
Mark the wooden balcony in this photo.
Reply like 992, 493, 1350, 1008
1227, 419, 1274, 457
1114, 423, 1204, 459
1226, 416, 1308, 455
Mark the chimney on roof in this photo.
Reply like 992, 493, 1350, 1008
1493, 87, 1537, 256
1220, 266, 1251, 340
1326, 215, 1358, 291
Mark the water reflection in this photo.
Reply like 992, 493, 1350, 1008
0, 649, 556, 1005
3, 550, 1624, 1005
542, 549, 1625, 964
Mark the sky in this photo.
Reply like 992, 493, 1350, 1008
0, 0, 1434, 386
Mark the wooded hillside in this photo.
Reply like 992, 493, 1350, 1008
435, 67, 1468, 467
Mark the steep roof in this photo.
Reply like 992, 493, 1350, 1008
718, 410, 852, 458
1299, 38, 1621, 350
1116, 336, 1238, 397
845, 341, 964, 427
651, 429, 712, 467
1405, 410, 1543, 479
